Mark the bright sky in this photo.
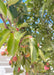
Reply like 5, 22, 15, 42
23, 0, 26, 2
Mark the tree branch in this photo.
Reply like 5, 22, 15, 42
7, 18, 11, 26
0, 14, 8, 29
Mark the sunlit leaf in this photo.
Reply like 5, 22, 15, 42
7, 33, 18, 55
0, 29, 10, 48
7, 9, 13, 22
14, 31, 26, 44
8, 0, 19, 6
0, 0, 7, 16
30, 38, 38, 63
18, 22, 28, 29
39, 49, 46, 62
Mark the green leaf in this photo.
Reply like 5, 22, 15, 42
7, 33, 18, 55
8, 0, 19, 6
9, 5, 18, 18
42, 3, 46, 16
0, 29, 9, 37
0, 23, 5, 29
21, 35, 31, 43
39, 49, 46, 62
30, 38, 38, 63
0, 0, 7, 16
22, 39, 29, 45
18, 70, 24, 74
42, 0, 53, 16
14, 31, 26, 44
18, 22, 28, 29
7, 31, 26, 55
25, 0, 31, 3
21, 56, 26, 66
0, 29, 10, 48
7, 9, 13, 22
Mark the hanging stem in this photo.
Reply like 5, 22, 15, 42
0, 14, 8, 29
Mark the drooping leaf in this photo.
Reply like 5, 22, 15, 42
0, 29, 10, 48
14, 31, 26, 44
7, 31, 26, 55
18, 22, 28, 29
39, 49, 46, 62
30, 38, 38, 63
42, 3, 46, 16
7, 33, 18, 55
0, 0, 7, 16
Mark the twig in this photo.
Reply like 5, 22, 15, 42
7, 18, 11, 26
0, 14, 8, 29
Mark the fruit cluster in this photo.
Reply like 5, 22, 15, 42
44, 62, 50, 70
9, 56, 21, 73
1, 49, 8, 55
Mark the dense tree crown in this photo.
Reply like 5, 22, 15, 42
0, 0, 54, 75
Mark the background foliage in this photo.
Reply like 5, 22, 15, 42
0, 0, 54, 75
